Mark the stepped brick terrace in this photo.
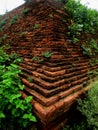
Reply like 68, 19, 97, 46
0, 0, 98, 130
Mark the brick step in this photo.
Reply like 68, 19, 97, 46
20, 69, 78, 83
9, 42, 34, 47
42, 65, 71, 72
20, 62, 89, 79
32, 84, 90, 125
66, 47, 81, 51
20, 62, 71, 72
35, 67, 89, 78
20, 63, 88, 82
20, 66, 33, 75
32, 77, 66, 89
23, 58, 71, 67
21, 77, 71, 98
20, 68, 88, 90
19, 63, 37, 71
31, 47, 81, 54
73, 65, 91, 71
22, 58, 43, 65
71, 61, 89, 67
21, 72, 66, 90
11, 45, 82, 58
32, 53, 68, 59
44, 60, 72, 67
20, 58, 90, 72
20, 65, 66, 78
23, 83, 83, 107
44, 62, 90, 72
43, 58, 89, 67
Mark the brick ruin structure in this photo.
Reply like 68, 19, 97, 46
0, 0, 98, 129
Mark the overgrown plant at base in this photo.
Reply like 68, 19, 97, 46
0, 47, 37, 130
63, 81, 98, 130
78, 82, 98, 130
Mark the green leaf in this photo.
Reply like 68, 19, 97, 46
19, 84, 24, 90
0, 112, 5, 118
25, 96, 33, 103
30, 115, 37, 122
0, 88, 3, 94
23, 113, 37, 122
15, 100, 24, 110
9, 94, 21, 103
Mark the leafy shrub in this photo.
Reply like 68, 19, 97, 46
89, 59, 98, 66
63, 82, 98, 130
68, 23, 83, 37
64, 0, 98, 56
63, 121, 87, 130
78, 82, 98, 130
81, 39, 98, 56
0, 46, 10, 64
65, 0, 98, 33
0, 47, 37, 129
72, 37, 79, 44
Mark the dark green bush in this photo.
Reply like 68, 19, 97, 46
63, 0, 98, 56
65, 0, 98, 33
78, 82, 98, 130
63, 121, 87, 130
63, 81, 98, 130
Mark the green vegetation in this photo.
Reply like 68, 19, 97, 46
68, 23, 83, 38
10, 15, 19, 26
89, 59, 98, 66
42, 51, 53, 58
19, 31, 27, 38
49, 13, 54, 18
64, 0, 98, 56
22, 8, 31, 15
87, 69, 98, 79
78, 82, 98, 130
32, 56, 44, 63
33, 23, 39, 29
65, 0, 98, 33
27, 77, 33, 83
32, 51, 53, 63
0, 19, 6, 31
0, 47, 37, 130
63, 121, 87, 130
63, 81, 98, 130
81, 39, 98, 56
0, 34, 7, 46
